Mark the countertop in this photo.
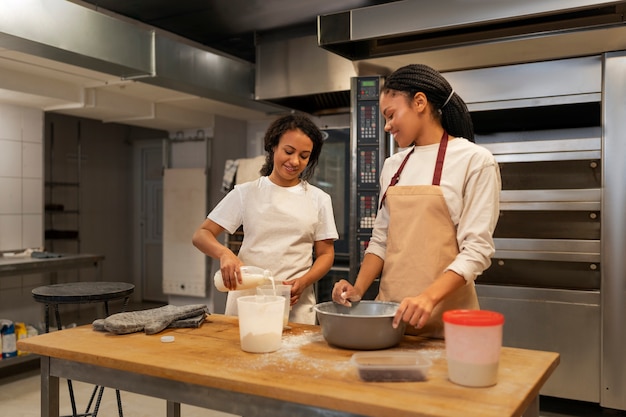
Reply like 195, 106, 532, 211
18, 314, 559, 417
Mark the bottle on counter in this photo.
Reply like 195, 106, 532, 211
1, 319, 17, 359
213, 266, 274, 292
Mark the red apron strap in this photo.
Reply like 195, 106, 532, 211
379, 131, 449, 210
379, 146, 415, 210
432, 131, 449, 186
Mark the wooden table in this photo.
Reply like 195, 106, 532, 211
17, 315, 559, 417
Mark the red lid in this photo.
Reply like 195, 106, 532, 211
443, 309, 504, 326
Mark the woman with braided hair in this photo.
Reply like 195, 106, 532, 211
332, 64, 501, 338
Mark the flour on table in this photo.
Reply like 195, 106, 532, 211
245, 330, 353, 376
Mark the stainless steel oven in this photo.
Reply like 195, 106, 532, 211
443, 54, 626, 408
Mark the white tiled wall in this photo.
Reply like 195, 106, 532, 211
0, 103, 44, 252
0, 103, 45, 326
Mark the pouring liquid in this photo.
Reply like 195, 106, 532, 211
265, 269, 276, 294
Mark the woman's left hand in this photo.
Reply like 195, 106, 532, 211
393, 294, 435, 329
283, 279, 303, 306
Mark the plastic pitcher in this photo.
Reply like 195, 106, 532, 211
443, 309, 505, 387
257, 284, 291, 328
237, 295, 285, 353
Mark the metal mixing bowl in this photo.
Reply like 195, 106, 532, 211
314, 301, 406, 350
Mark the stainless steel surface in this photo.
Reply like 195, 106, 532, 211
318, 0, 626, 72
600, 51, 626, 411
418, 55, 618, 407
351, 23, 626, 79
477, 285, 600, 402
0, 254, 104, 278
314, 301, 405, 350
446, 56, 601, 110
492, 239, 599, 263
149, 35, 270, 113
76, 0, 397, 63
1, 0, 153, 78
255, 35, 356, 112
0, 0, 284, 116
320, 0, 623, 46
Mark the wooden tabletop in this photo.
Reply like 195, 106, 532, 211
18, 314, 559, 417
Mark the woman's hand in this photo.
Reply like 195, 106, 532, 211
219, 252, 243, 290
392, 293, 436, 329
282, 279, 304, 306
332, 279, 362, 307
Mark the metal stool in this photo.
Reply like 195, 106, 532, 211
32, 281, 135, 417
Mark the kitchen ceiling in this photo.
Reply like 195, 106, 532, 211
75, 0, 400, 63
0, 0, 399, 133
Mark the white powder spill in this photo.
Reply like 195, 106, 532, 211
241, 330, 353, 377
231, 330, 446, 379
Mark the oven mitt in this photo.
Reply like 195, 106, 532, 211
167, 313, 207, 329
93, 304, 209, 335
92, 312, 208, 333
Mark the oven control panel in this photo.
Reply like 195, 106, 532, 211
351, 76, 387, 278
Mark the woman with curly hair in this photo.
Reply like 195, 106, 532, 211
193, 113, 338, 324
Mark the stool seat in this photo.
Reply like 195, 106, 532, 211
32, 282, 135, 305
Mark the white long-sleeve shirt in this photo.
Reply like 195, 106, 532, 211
365, 137, 501, 282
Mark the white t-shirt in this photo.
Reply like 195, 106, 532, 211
208, 176, 338, 323
366, 137, 501, 282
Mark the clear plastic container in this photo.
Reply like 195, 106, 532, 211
443, 309, 505, 387
237, 295, 285, 353
351, 351, 432, 382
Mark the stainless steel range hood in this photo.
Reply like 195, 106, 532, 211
318, 0, 626, 72
0, 0, 284, 116
256, 33, 358, 115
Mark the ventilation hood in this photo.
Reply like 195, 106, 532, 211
318, 0, 626, 73
0, 0, 285, 128
255, 33, 357, 116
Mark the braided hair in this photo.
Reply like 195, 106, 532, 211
260, 113, 324, 181
381, 64, 475, 142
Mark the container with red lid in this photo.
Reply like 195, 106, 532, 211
443, 309, 505, 387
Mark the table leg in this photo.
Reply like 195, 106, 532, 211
41, 356, 60, 417
166, 401, 181, 417
521, 395, 539, 417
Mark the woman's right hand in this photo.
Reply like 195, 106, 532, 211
219, 251, 243, 290
332, 279, 362, 307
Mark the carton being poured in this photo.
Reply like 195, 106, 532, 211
213, 266, 274, 292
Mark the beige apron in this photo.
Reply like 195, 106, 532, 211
377, 133, 479, 338
224, 178, 318, 324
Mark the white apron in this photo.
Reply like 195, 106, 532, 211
224, 179, 317, 324
377, 133, 479, 338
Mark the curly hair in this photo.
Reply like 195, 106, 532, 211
260, 113, 324, 181
381, 64, 474, 142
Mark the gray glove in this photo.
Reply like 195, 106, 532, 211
93, 304, 209, 335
